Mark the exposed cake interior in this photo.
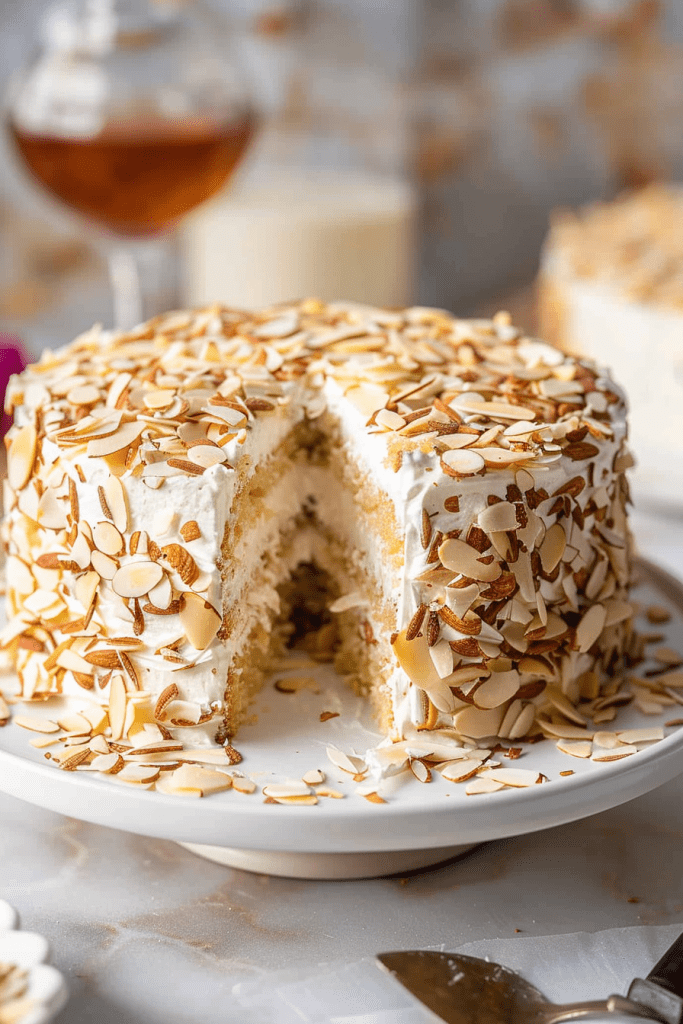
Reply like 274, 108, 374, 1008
2, 300, 636, 760
215, 410, 403, 742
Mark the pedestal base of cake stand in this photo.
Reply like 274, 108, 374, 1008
179, 842, 481, 879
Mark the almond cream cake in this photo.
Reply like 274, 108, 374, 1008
1, 301, 635, 757
538, 184, 683, 507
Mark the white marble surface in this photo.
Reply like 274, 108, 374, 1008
2, 502, 683, 1024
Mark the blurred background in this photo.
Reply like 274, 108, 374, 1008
0, 0, 680, 357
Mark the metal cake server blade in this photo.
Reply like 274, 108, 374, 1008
376, 950, 677, 1024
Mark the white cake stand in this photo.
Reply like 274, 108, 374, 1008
1, 559, 683, 879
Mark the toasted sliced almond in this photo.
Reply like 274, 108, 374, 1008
439, 433, 478, 451
478, 447, 533, 467
545, 686, 588, 727
84, 649, 120, 669
67, 384, 101, 406
646, 605, 671, 624
8, 425, 37, 492
91, 550, 118, 580
540, 523, 566, 573
593, 731, 619, 749
466, 777, 506, 795
87, 421, 144, 458
14, 715, 60, 734
302, 769, 325, 785
143, 388, 176, 410
456, 399, 536, 420
439, 538, 501, 582
80, 704, 109, 734
657, 671, 683, 689
593, 708, 617, 724
29, 734, 64, 748
117, 764, 161, 784
575, 604, 607, 654
376, 408, 406, 430
155, 775, 202, 798
326, 746, 366, 775
89, 733, 110, 755
179, 593, 221, 651
592, 745, 637, 762
171, 764, 232, 795
161, 544, 198, 585
154, 683, 179, 720
202, 404, 246, 428
102, 475, 128, 533
429, 640, 454, 679
147, 574, 173, 610
478, 502, 519, 533
51, 743, 90, 766
180, 520, 201, 543
160, 699, 202, 725
108, 673, 128, 741
507, 703, 536, 740
91, 753, 124, 774
454, 704, 505, 739
272, 794, 319, 805
441, 449, 485, 476
556, 739, 592, 758
56, 712, 93, 734
93, 521, 124, 556
56, 648, 96, 676
654, 647, 683, 667
262, 781, 312, 799
74, 570, 100, 612
231, 775, 257, 794
539, 720, 594, 740
393, 629, 441, 689
345, 381, 390, 416
60, 747, 92, 771
603, 600, 633, 627
616, 727, 664, 744
440, 758, 483, 782
474, 670, 520, 710
112, 561, 164, 599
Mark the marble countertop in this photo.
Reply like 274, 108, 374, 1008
2, 504, 683, 1024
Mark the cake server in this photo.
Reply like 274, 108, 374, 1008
377, 933, 683, 1023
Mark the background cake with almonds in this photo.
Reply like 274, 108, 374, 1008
1, 301, 635, 755
539, 185, 683, 510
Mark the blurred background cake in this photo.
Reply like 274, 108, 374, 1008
539, 186, 683, 511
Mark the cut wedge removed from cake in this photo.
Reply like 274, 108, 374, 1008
1, 300, 635, 753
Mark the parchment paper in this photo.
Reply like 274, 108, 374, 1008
233, 923, 683, 1023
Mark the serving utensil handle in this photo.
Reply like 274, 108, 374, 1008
648, 933, 683, 1000
544, 994, 666, 1023
624, 930, 683, 1024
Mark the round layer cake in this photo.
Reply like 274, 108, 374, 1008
538, 184, 683, 509
1, 301, 635, 756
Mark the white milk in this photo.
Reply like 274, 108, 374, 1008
181, 170, 416, 311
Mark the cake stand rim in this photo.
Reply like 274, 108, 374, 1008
0, 557, 682, 856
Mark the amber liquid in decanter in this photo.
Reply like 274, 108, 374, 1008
9, 115, 256, 236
